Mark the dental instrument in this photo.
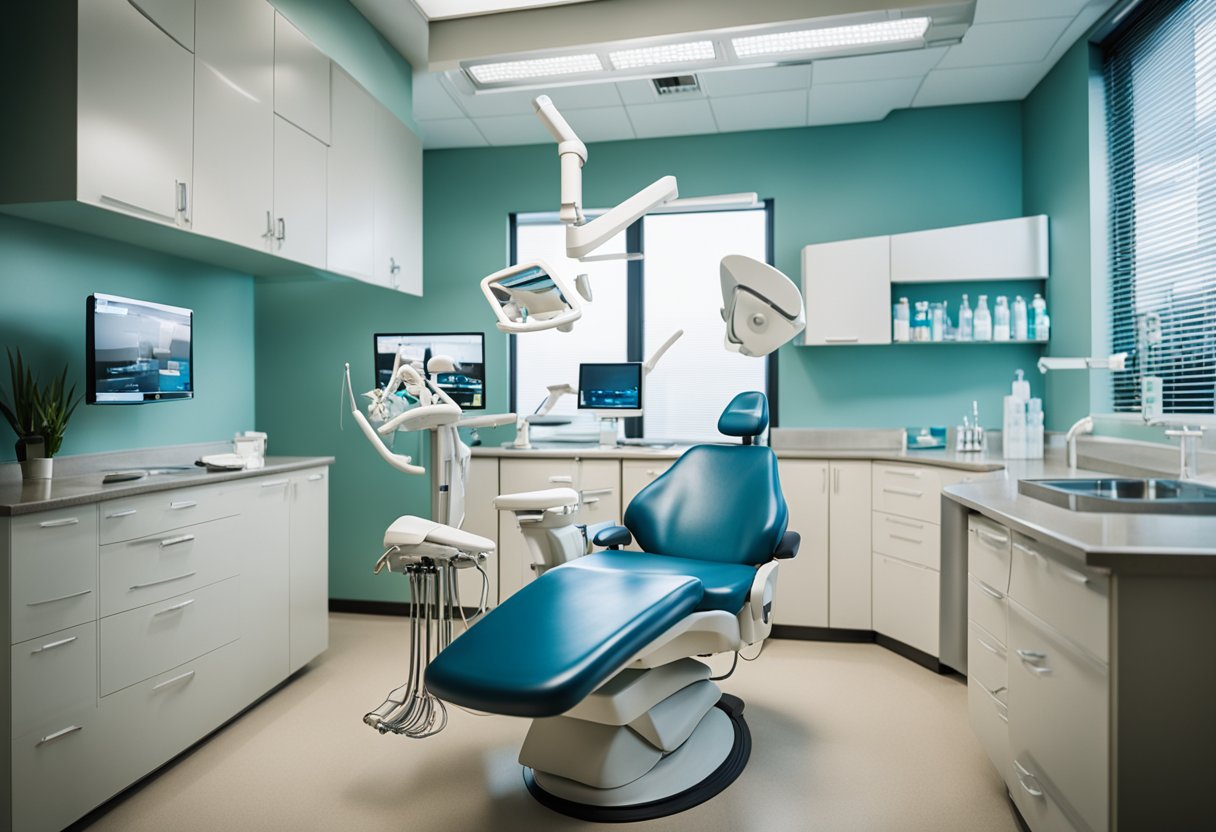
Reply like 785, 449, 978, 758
719, 255, 806, 357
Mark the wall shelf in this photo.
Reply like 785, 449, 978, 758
892, 339, 1049, 346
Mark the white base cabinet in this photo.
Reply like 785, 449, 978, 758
774, 460, 829, 627
828, 461, 872, 629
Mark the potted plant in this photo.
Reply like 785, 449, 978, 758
1, 349, 82, 479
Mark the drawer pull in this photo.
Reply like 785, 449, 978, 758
160, 534, 195, 548
153, 598, 196, 616
131, 571, 197, 591
581, 497, 600, 505
978, 529, 1010, 548
307, 473, 325, 481
1013, 761, 1044, 797
885, 468, 922, 478
821, 468, 827, 493
647, 469, 660, 477
152, 669, 196, 692
882, 486, 924, 498
548, 475, 573, 483
36, 724, 83, 746
1016, 649, 1052, 675
1052, 562, 1090, 585
889, 533, 924, 545
169, 500, 198, 510
987, 684, 1007, 698
106, 509, 138, 519
260, 479, 290, 488
31, 635, 78, 654
976, 636, 1005, 658
581, 487, 613, 496
976, 581, 1004, 601
1012, 541, 1039, 559
884, 515, 924, 530
27, 588, 92, 607
38, 517, 80, 528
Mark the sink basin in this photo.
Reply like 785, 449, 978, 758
1018, 478, 1216, 515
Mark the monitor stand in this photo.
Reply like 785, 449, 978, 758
598, 417, 622, 449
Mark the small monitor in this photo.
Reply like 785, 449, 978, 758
374, 332, 486, 410
578, 362, 643, 416
87, 293, 193, 404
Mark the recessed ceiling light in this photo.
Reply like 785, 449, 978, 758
608, 41, 716, 71
466, 53, 604, 84
731, 17, 931, 58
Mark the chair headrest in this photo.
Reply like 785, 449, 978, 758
718, 392, 769, 437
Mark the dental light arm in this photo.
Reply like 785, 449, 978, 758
343, 364, 425, 476
644, 329, 684, 376
533, 95, 587, 225
1037, 353, 1128, 374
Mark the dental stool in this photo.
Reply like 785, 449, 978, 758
426, 392, 800, 820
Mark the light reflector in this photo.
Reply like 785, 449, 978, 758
467, 53, 603, 84
608, 40, 716, 71
732, 17, 931, 58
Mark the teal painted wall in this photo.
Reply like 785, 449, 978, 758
0, 214, 254, 461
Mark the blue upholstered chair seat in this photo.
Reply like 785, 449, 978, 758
564, 551, 757, 614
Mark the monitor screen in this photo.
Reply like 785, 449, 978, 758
578, 363, 642, 410
87, 293, 193, 404
374, 332, 486, 410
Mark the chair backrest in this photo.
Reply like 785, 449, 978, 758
623, 393, 787, 565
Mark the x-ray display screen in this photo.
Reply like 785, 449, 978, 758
578, 363, 642, 410
87, 293, 193, 404
374, 332, 486, 410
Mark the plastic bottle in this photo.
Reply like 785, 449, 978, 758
993, 296, 1011, 341
931, 303, 945, 342
973, 295, 992, 341
958, 294, 973, 341
1031, 293, 1047, 341
893, 297, 910, 342
912, 301, 931, 342
1013, 296, 1029, 341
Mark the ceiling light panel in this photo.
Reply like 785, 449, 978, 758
732, 17, 931, 58
467, 53, 604, 84
608, 41, 717, 71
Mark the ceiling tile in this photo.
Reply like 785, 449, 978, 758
618, 78, 681, 105
812, 47, 947, 84
973, 0, 1092, 24
413, 72, 465, 120
544, 82, 625, 111
625, 99, 717, 139
913, 62, 1048, 108
563, 106, 635, 142
445, 78, 622, 118
936, 19, 1074, 69
698, 65, 811, 98
475, 113, 552, 146
417, 118, 488, 149
449, 86, 543, 118
808, 76, 921, 126
709, 89, 807, 133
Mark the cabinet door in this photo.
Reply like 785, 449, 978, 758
289, 469, 330, 672
890, 216, 1049, 282
128, 0, 195, 50
77, 0, 194, 226
328, 67, 378, 282
872, 552, 939, 656
233, 477, 290, 696
374, 106, 424, 294
273, 116, 328, 268
575, 459, 621, 532
774, 460, 829, 627
273, 12, 330, 144
497, 459, 578, 600
801, 236, 891, 345
459, 458, 499, 608
828, 461, 872, 629
192, 0, 274, 250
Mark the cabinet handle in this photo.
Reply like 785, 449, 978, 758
106, 508, 138, 519
31, 635, 78, 654
1016, 648, 1052, 675
276, 217, 286, 242
38, 517, 79, 528
153, 598, 196, 616
1051, 561, 1090, 585
824, 336, 860, 343
27, 588, 91, 607
886, 468, 922, 478
98, 193, 176, 223
833, 468, 840, 494
890, 533, 924, 545
263, 210, 275, 239
976, 581, 1004, 600
390, 256, 401, 275
176, 180, 189, 220
581, 487, 613, 496
160, 534, 195, 548
821, 468, 827, 493
260, 479, 290, 488
884, 515, 924, 530
152, 669, 196, 692
169, 500, 197, 510
975, 636, 1004, 657
36, 724, 83, 747
307, 473, 325, 481
882, 486, 924, 498
987, 684, 1007, 698
581, 497, 600, 505
548, 475, 573, 483
978, 529, 1010, 548
647, 469, 660, 477
1013, 761, 1044, 797
131, 571, 197, 591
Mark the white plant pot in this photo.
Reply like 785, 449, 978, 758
20, 457, 53, 480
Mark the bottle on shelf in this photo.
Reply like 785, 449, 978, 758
911, 301, 931, 342
974, 295, 993, 341
993, 296, 1011, 341
958, 294, 973, 342
1031, 293, 1048, 341
931, 302, 945, 342
893, 297, 911, 342
1013, 295, 1029, 341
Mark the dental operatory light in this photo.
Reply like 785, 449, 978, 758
466, 53, 602, 84
720, 255, 806, 357
730, 17, 931, 58
608, 41, 716, 71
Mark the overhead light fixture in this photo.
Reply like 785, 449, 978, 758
731, 17, 931, 58
608, 40, 716, 71
466, 53, 603, 84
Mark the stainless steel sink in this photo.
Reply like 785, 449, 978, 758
1018, 478, 1216, 514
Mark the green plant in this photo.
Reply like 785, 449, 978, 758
0, 349, 82, 458
34, 365, 82, 457
0, 348, 41, 441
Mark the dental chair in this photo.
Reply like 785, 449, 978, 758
425, 392, 800, 821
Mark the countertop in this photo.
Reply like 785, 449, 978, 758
0, 455, 334, 517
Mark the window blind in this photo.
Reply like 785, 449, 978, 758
1105, 0, 1216, 415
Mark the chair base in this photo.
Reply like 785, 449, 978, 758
523, 694, 751, 823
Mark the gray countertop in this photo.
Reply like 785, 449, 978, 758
0, 455, 334, 517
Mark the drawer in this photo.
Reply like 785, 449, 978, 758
11, 702, 111, 832
1009, 756, 1083, 832
1008, 600, 1108, 832
967, 514, 1012, 593
968, 681, 1011, 790
1009, 533, 1109, 662
872, 511, 940, 569
967, 620, 1008, 705
99, 577, 240, 695
11, 621, 97, 736
577, 458, 622, 529
499, 458, 579, 495
872, 552, 939, 657
622, 458, 673, 507
99, 515, 240, 617
968, 574, 1008, 645
10, 506, 99, 644
872, 463, 941, 523
100, 481, 239, 544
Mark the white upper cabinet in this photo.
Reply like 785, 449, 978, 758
374, 106, 424, 295
890, 216, 1049, 283
802, 235, 891, 345
192, 0, 275, 251
127, 0, 195, 50
273, 13, 331, 145
274, 116, 328, 269
328, 67, 378, 282
77, 0, 194, 227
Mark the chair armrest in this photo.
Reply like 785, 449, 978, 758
592, 525, 633, 550
774, 531, 800, 560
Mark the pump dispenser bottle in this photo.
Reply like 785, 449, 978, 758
993, 296, 1011, 341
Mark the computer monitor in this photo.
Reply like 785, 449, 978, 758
86, 293, 193, 404
373, 332, 486, 410
578, 362, 643, 418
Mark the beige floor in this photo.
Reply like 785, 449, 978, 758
81, 613, 1018, 832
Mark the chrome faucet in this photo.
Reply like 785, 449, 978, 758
1164, 426, 1204, 480
1065, 415, 1095, 470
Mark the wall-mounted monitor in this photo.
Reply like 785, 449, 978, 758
578, 362, 642, 417
87, 293, 193, 404
374, 332, 486, 410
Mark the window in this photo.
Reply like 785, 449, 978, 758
511, 204, 773, 442
1105, 0, 1216, 416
